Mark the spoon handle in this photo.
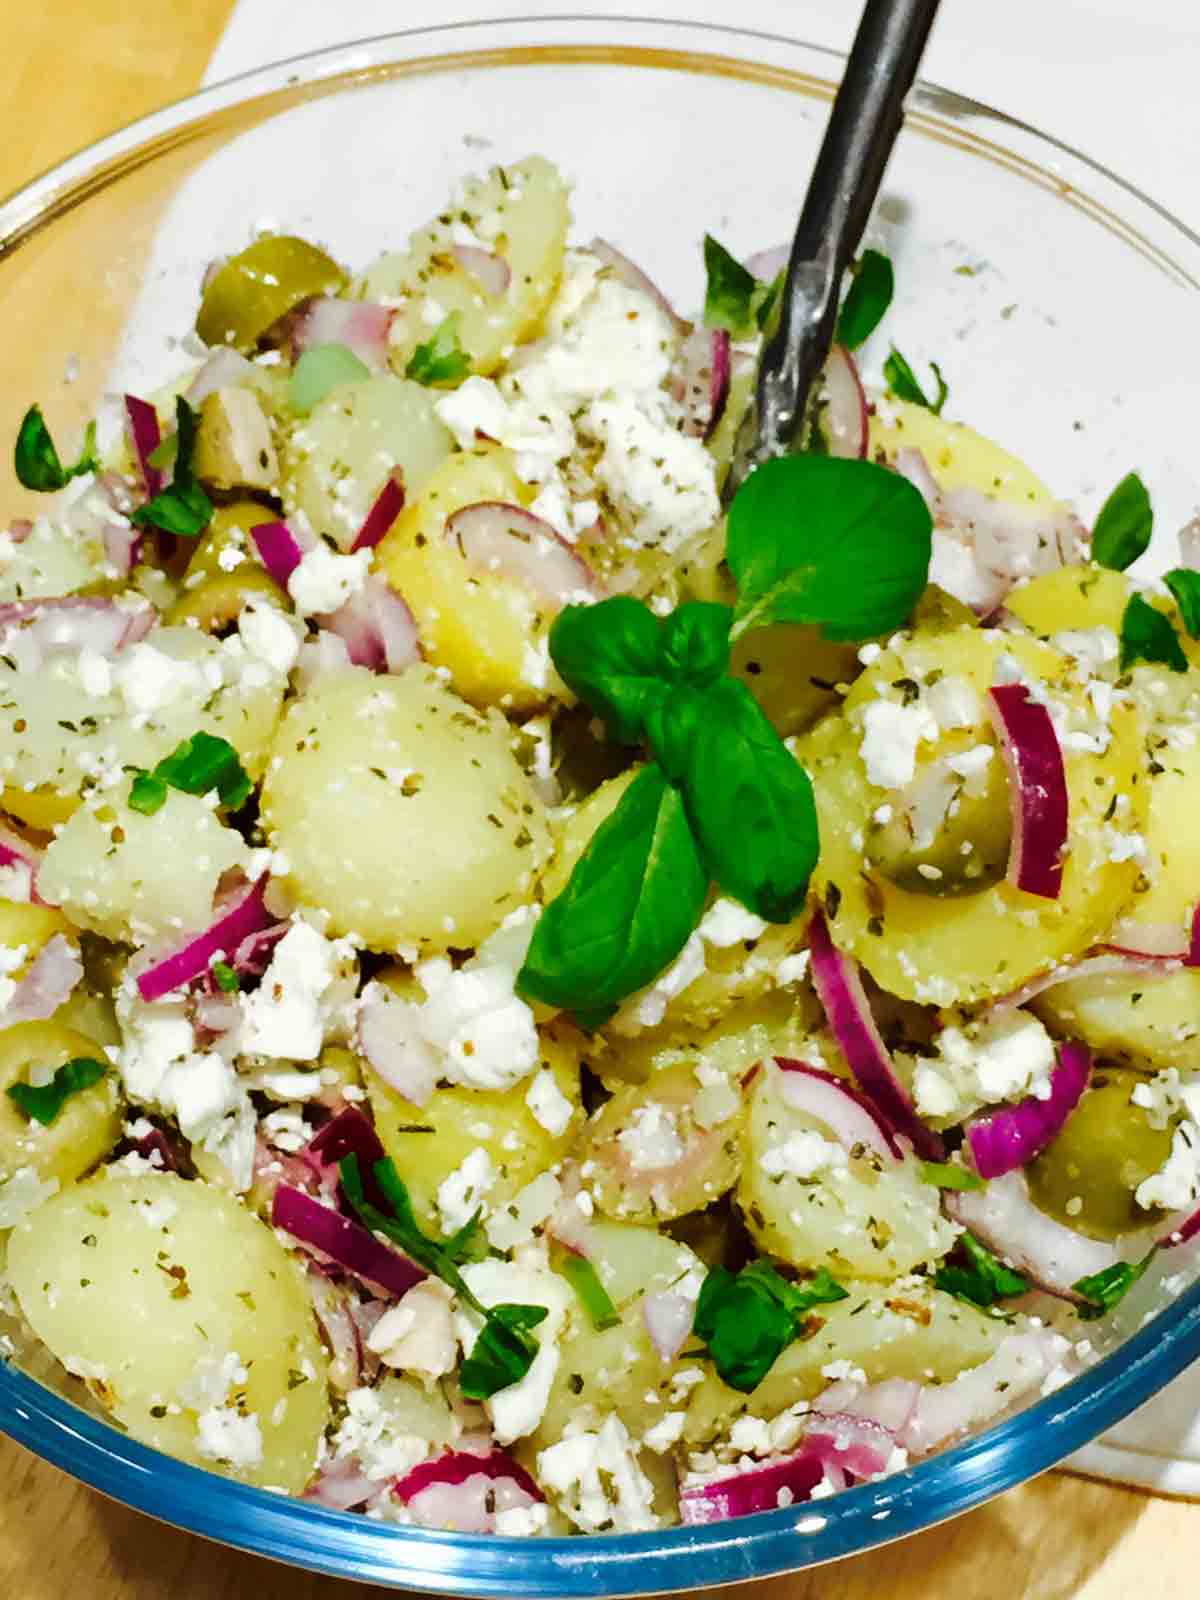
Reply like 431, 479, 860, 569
724, 0, 941, 500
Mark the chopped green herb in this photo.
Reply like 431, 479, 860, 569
15, 406, 98, 492
1163, 568, 1200, 639
128, 771, 168, 816
155, 731, 253, 809
290, 342, 371, 414
919, 1160, 985, 1192
211, 961, 240, 994
549, 597, 670, 745
1072, 1254, 1153, 1320
130, 397, 213, 538
405, 312, 472, 386
1092, 472, 1153, 572
693, 1261, 848, 1392
7, 1058, 106, 1126
553, 1248, 620, 1331
835, 249, 894, 351
883, 348, 948, 415
702, 235, 780, 337
935, 1231, 1028, 1308
458, 1303, 549, 1400
1119, 593, 1187, 674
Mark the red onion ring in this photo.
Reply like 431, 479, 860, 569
807, 910, 942, 1160
965, 1041, 1092, 1179
271, 1184, 425, 1300
447, 501, 599, 609
350, 473, 405, 553
290, 297, 393, 368
394, 1449, 543, 1505
587, 238, 687, 334
357, 982, 437, 1107
988, 683, 1069, 901
319, 575, 421, 675
250, 520, 306, 586
679, 1449, 826, 1525
123, 395, 163, 499
775, 1058, 901, 1162
0, 934, 82, 1025
451, 245, 512, 299
135, 876, 271, 1003
821, 345, 868, 460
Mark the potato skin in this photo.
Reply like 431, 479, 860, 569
7, 1172, 329, 1492
261, 664, 551, 953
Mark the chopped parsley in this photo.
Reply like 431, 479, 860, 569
7, 1058, 106, 1126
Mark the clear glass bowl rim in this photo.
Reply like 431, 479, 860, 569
2, 15, 1200, 1595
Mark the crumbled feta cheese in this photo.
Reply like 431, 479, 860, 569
367, 1281, 457, 1379
945, 743, 994, 795
113, 642, 211, 719
0, 1166, 58, 1228
413, 954, 539, 1092
76, 648, 113, 698
693, 1062, 741, 1130
537, 1414, 660, 1533
698, 897, 768, 948
240, 919, 347, 1060
859, 698, 939, 791
287, 544, 370, 616
610, 933, 705, 1034
494, 1503, 551, 1536
525, 1068, 574, 1136
1137, 1119, 1200, 1213
776, 951, 812, 986
331, 1384, 433, 1481
761, 1129, 847, 1180
642, 1410, 687, 1453
1052, 627, 1119, 675
617, 1104, 685, 1173
437, 1147, 497, 1234
195, 1405, 263, 1468
238, 602, 302, 676
914, 1011, 1058, 1121
485, 1171, 562, 1252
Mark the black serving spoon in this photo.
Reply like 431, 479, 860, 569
723, 0, 941, 501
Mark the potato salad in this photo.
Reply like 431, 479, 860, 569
2, 155, 1199, 1537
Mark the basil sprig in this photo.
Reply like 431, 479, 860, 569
702, 236, 781, 338
15, 406, 99, 492
340, 1154, 545, 1400
406, 312, 472, 386
835, 249, 894, 351
131, 396, 213, 538
727, 455, 933, 643
883, 348, 948, 414
1119, 593, 1187, 674
693, 1261, 848, 1392
129, 731, 253, 817
6, 1058, 106, 1126
934, 1231, 1028, 1309
1092, 471, 1153, 572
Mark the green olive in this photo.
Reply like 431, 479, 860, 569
1027, 1069, 1176, 1240
164, 570, 290, 634
181, 500, 279, 585
865, 730, 1012, 896
731, 622, 861, 738
196, 236, 348, 350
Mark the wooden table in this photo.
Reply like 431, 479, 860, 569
1, 2, 1198, 1594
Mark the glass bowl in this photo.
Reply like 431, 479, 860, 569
3, 14, 1200, 1594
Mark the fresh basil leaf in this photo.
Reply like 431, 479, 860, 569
1164, 568, 1200, 638
211, 961, 240, 994
919, 1160, 984, 1192
516, 762, 708, 1014
153, 731, 253, 809
340, 1154, 478, 1307
669, 677, 818, 924
835, 249, 894, 351
1119, 593, 1187, 673
290, 342, 371, 415
727, 454, 932, 644
6, 1058, 106, 1126
131, 396, 213, 538
549, 597, 666, 744
1092, 472, 1153, 572
883, 348, 948, 415
703, 235, 759, 337
15, 406, 98, 492
553, 1248, 620, 1331
658, 602, 733, 689
128, 771, 168, 816
459, 1303, 548, 1399
405, 312, 472, 386
694, 1261, 847, 1392
1073, 1254, 1152, 1321
934, 1231, 1028, 1308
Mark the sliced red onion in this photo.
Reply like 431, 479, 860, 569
0, 935, 82, 1025
804, 1413, 895, 1480
290, 297, 393, 368
350, 473, 406, 553
251, 520, 306, 586
357, 981, 438, 1107
0, 595, 154, 671
946, 1169, 1136, 1300
965, 1041, 1092, 1180
0, 829, 41, 903
123, 395, 163, 499
1161, 1206, 1200, 1249
186, 345, 260, 406
102, 521, 143, 577
587, 238, 687, 333
679, 1449, 826, 1525
807, 910, 943, 1160
989, 951, 1180, 1015
641, 1290, 693, 1363
448, 501, 599, 608
813, 1376, 919, 1435
775, 1058, 901, 1162
302, 1105, 386, 1184
1188, 906, 1200, 968
308, 1268, 363, 1391
135, 876, 271, 1003
193, 990, 240, 1037
451, 245, 512, 299
674, 327, 732, 441
232, 919, 288, 977
394, 1449, 545, 1532
744, 243, 789, 282
395, 1449, 542, 1505
319, 575, 421, 675
305, 1457, 379, 1512
128, 1125, 185, 1173
821, 345, 868, 460
894, 447, 940, 511
901, 1328, 1069, 1455
272, 1184, 425, 1300
988, 683, 1069, 901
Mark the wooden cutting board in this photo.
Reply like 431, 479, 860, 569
1, 2, 1198, 1595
